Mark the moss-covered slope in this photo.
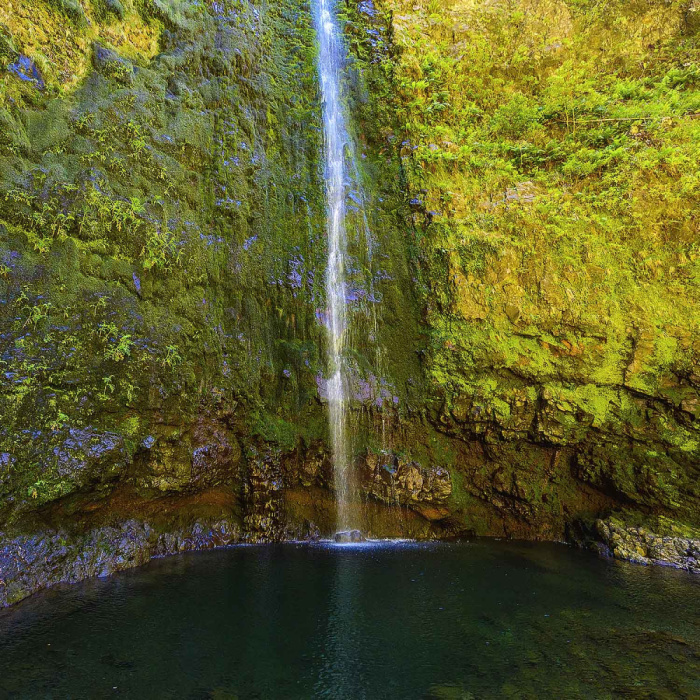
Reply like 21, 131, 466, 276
0, 0, 699, 573
374, 0, 700, 537
0, 0, 330, 527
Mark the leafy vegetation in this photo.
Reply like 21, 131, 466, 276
369, 0, 700, 527
383, 1, 699, 401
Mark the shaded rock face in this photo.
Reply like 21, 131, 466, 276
48, 428, 128, 495
0, 518, 241, 608
0, 0, 335, 530
134, 411, 242, 495
1, 428, 130, 517
281, 441, 332, 491
594, 518, 700, 574
363, 453, 452, 521
243, 447, 285, 542
191, 413, 242, 489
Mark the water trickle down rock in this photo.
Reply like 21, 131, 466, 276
312, 0, 354, 533
312, 0, 383, 535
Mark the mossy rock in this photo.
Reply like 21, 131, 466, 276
93, 0, 125, 21
44, 0, 87, 26
0, 25, 17, 64
91, 43, 134, 84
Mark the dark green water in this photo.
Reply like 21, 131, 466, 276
0, 541, 698, 699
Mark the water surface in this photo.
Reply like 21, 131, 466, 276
1, 540, 698, 698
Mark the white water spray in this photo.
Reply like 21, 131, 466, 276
312, 0, 356, 533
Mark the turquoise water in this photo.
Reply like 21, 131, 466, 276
1, 540, 698, 698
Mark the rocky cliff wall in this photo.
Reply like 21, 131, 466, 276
1, 0, 699, 606
370, 0, 700, 541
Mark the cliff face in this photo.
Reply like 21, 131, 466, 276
378, 0, 700, 540
0, 0, 325, 532
0, 0, 427, 549
0, 0, 699, 604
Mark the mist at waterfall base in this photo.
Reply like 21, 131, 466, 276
1, 541, 698, 699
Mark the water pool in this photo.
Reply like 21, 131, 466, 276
1, 540, 698, 698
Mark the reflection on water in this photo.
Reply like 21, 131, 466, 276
0, 540, 699, 699
317, 546, 361, 698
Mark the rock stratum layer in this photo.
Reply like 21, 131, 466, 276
1, 0, 699, 604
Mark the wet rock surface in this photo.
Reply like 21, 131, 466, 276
364, 453, 452, 513
334, 529, 366, 543
594, 517, 700, 573
0, 518, 242, 608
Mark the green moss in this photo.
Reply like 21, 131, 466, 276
93, 0, 125, 21
0, 0, 335, 524
1, 0, 699, 539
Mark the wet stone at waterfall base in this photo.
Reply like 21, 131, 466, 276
333, 529, 366, 543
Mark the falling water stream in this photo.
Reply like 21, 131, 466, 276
312, 0, 357, 534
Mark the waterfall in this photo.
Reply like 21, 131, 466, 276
312, 0, 356, 534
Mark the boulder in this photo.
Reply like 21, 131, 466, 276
334, 529, 366, 543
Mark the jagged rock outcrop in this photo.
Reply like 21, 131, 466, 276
243, 447, 285, 542
593, 517, 700, 573
363, 452, 452, 521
